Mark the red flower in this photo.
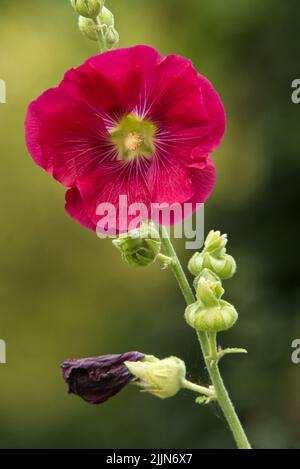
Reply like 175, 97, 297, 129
25, 46, 225, 233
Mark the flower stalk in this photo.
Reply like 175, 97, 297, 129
182, 379, 216, 400
32, 0, 251, 450
158, 226, 251, 450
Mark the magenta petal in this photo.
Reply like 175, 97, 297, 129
59, 46, 161, 118
188, 154, 209, 170
25, 88, 67, 172
143, 54, 209, 126
76, 161, 152, 233
65, 188, 96, 231
86, 46, 161, 114
41, 103, 112, 187
189, 157, 217, 205
148, 153, 194, 205
196, 74, 226, 152
61, 60, 139, 118
26, 88, 113, 187
60, 66, 117, 116
87, 45, 161, 81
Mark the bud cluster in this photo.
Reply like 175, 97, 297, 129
186, 232, 238, 334
70, 1, 119, 50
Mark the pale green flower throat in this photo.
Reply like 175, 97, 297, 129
110, 114, 157, 161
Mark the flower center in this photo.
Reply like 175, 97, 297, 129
110, 114, 156, 161
124, 132, 143, 152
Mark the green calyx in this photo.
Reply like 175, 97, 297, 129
110, 114, 157, 162
125, 356, 186, 399
71, 0, 103, 19
188, 230, 237, 281
100, 6, 114, 26
185, 268, 238, 333
113, 222, 161, 268
195, 269, 224, 305
185, 299, 238, 333
105, 27, 120, 47
78, 16, 98, 41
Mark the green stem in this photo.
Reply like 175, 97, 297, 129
182, 379, 215, 398
209, 332, 218, 361
158, 226, 251, 450
157, 253, 175, 266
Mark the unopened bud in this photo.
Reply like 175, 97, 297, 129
113, 222, 161, 268
71, 0, 102, 19
100, 6, 115, 27
105, 27, 120, 48
125, 356, 186, 399
185, 299, 238, 333
78, 16, 98, 41
188, 231, 237, 280
204, 230, 228, 256
195, 269, 224, 306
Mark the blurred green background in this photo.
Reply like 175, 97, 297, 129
0, 0, 299, 449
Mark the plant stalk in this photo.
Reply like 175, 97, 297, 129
158, 226, 251, 450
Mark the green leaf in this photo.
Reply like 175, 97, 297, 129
217, 348, 248, 361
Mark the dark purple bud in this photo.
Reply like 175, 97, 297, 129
61, 352, 145, 405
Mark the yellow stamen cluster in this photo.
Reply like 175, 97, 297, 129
124, 132, 143, 152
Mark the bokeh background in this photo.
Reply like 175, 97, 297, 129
0, 0, 299, 449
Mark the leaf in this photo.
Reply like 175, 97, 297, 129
218, 348, 248, 361
195, 396, 208, 405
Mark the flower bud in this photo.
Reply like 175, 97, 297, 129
105, 27, 120, 48
78, 16, 98, 41
61, 352, 145, 405
113, 222, 161, 268
99, 6, 114, 27
185, 299, 238, 333
195, 270, 225, 306
125, 356, 186, 399
70, 0, 102, 19
188, 231, 237, 280
204, 230, 227, 256
202, 252, 237, 281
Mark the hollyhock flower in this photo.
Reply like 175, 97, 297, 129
25, 46, 225, 233
61, 352, 145, 404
